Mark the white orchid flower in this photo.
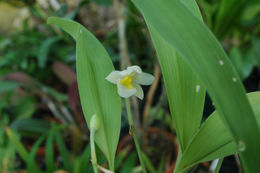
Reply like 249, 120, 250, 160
106, 65, 154, 100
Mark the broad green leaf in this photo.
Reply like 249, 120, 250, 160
147, 1, 205, 151
182, 0, 203, 20
176, 92, 260, 172
131, 0, 260, 172
48, 17, 121, 170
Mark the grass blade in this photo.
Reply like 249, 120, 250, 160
38, 37, 60, 68
27, 136, 45, 173
55, 130, 72, 171
213, 0, 247, 38
45, 130, 55, 173
78, 144, 91, 173
142, 152, 157, 173
4, 127, 28, 162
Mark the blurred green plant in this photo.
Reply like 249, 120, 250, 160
198, 0, 260, 81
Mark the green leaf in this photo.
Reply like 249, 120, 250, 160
0, 141, 15, 171
27, 136, 44, 173
45, 130, 55, 173
5, 127, 28, 162
72, 158, 81, 173
38, 37, 60, 68
241, 2, 260, 21
142, 152, 157, 173
14, 96, 36, 119
229, 47, 254, 80
214, 158, 223, 173
176, 92, 260, 172
91, 0, 112, 6
0, 81, 20, 93
10, 118, 51, 137
147, 1, 205, 151
78, 144, 91, 173
213, 0, 247, 38
175, 111, 236, 172
48, 17, 121, 170
252, 36, 260, 71
131, 0, 260, 172
115, 151, 126, 171
120, 153, 137, 173
55, 130, 72, 171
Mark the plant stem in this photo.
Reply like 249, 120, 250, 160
125, 98, 147, 173
90, 128, 98, 173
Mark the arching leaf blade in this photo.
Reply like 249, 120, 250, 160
147, 0, 206, 151
177, 92, 260, 172
131, 0, 260, 172
150, 32, 206, 151
47, 17, 121, 170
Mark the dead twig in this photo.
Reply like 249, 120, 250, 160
142, 63, 161, 127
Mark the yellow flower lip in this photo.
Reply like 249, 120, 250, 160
120, 74, 134, 89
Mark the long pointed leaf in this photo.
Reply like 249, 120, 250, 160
131, 0, 260, 172
48, 17, 121, 170
55, 130, 72, 171
27, 136, 44, 173
152, 38, 205, 151
5, 127, 28, 162
45, 130, 55, 173
148, 2, 205, 151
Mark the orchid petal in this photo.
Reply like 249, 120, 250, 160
106, 71, 121, 84
117, 82, 136, 98
133, 83, 144, 100
135, 72, 155, 85
119, 65, 142, 76
127, 65, 142, 74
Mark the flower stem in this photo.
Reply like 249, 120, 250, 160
90, 127, 98, 173
125, 98, 147, 173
